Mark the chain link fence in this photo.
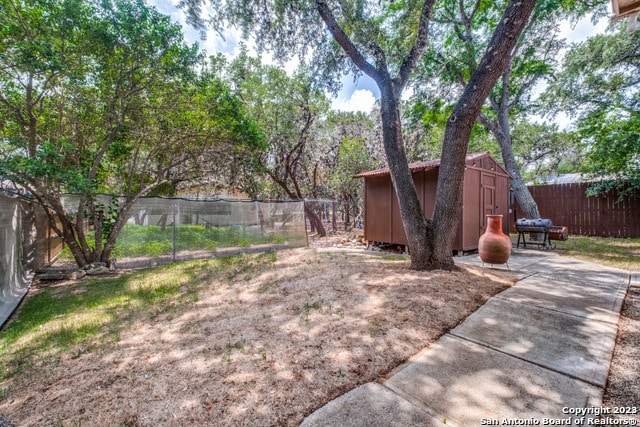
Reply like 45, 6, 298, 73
58, 195, 307, 268
0, 192, 307, 326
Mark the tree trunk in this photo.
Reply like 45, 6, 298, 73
26, 73, 38, 157
497, 133, 540, 220
134, 210, 146, 225
94, 210, 104, 263
495, 107, 541, 219
315, 0, 435, 269
379, 85, 431, 269
332, 201, 337, 231
430, 0, 539, 270
99, 199, 134, 265
316, 0, 536, 270
158, 213, 168, 231
305, 203, 326, 237
45, 203, 91, 268
344, 203, 350, 231
479, 77, 541, 220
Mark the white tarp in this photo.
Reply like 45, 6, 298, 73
0, 194, 34, 327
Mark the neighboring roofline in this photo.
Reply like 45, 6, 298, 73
354, 152, 508, 178
526, 173, 631, 186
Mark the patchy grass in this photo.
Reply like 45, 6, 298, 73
0, 253, 276, 382
557, 236, 640, 271
0, 248, 515, 426
58, 223, 305, 261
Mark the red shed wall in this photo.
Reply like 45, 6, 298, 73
362, 156, 510, 253
364, 176, 394, 243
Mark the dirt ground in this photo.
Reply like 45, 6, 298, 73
1, 232, 638, 426
603, 286, 640, 409
0, 235, 517, 426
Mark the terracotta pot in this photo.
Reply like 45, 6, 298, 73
478, 215, 512, 264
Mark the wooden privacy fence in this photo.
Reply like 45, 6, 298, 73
511, 183, 640, 238
0, 193, 64, 271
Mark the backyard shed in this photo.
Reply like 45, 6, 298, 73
354, 152, 510, 254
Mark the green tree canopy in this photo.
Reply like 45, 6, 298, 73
543, 24, 639, 196
0, 0, 262, 267
216, 48, 333, 233
409, 0, 607, 220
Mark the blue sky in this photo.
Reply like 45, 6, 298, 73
149, 0, 609, 114
149, 0, 383, 112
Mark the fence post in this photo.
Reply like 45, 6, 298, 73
172, 201, 177, 262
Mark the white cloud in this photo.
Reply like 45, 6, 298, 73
148, 0, 236, 56
559, 14, 610, 44
331, 89, 377, 113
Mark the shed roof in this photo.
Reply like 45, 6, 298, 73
354, 152, 499, 178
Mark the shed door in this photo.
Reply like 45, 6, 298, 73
481, 173, 496, 229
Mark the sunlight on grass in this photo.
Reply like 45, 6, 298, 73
559, 236, 640, 271
0, 252, 278, 381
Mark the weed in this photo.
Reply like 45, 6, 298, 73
233, 339, 246, 353
257, 281, 279, 294
381, 255, 406, 261
258, 250, 277, 264
183, 289, 198, 303
313, 300, 324, 312
302, 300, 312, 323
257, 347, 267, 361
223, 338, 249, 364
271, 236, 285, 244
301, 299, 330, 323
225, 340, 233, 364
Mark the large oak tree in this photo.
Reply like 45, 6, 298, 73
183, 0, 538, 269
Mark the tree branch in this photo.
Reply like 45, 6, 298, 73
395, 0, 437, 94
315, 0, 381, 83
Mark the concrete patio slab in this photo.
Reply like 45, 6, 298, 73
630, 271, 640, 289
302, 252, 630, 427
456, 248, 552, 275
384, 334, 601, 427
518, 256, 630, 287
300, 382, 440, 427
451, 298, 618, 386
496, 274, 628, 323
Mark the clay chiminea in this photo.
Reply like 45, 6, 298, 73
478, 215, 512, 265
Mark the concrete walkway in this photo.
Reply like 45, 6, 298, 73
301, 249, 633, 426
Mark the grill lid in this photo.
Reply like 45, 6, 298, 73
515, 218, 553, 232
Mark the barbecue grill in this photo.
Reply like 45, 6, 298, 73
515, 218, 569, 250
